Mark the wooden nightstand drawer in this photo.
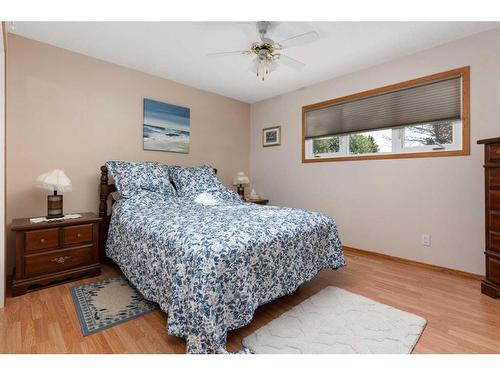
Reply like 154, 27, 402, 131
11, 212, 102, 296
25, 228, 59, 253
24, 246, 94, 278
244, 198, 269, 205
63, 224, 93, 246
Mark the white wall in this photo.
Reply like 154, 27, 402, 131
250, 27, 500, 275
1, 26, 5, 308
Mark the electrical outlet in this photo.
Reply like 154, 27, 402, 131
421, 234, 431, 247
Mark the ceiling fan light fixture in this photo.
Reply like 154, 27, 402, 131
256, 59, 270, 81
207, 22, 317, 82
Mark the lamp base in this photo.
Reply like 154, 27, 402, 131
47, 194, 64, 219
237, 185, 245, 198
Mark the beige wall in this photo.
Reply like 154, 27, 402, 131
8, 28, 500, 277
1, 26, 5, 307
250, 27, 500, 275
7, 35, 250, 272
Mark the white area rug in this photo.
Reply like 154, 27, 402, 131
243, 287, 426, 354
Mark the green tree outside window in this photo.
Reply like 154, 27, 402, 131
349, 134, 380, 154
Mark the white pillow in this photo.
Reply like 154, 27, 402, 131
194, 193, 221, 205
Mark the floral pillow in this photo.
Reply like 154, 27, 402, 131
169, 165, 227, 197
105, 161, 176, 198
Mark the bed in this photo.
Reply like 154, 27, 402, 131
98, 162, 345, 353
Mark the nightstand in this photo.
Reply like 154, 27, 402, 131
11, 212, 101, 296
245, 198, 269, 205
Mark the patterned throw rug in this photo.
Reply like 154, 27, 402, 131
71, 276, 158, 336
243, 287, 426, 354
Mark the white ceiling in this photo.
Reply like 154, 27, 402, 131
10, 22, 500, 103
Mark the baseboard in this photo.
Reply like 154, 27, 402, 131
343, 246, 484, 281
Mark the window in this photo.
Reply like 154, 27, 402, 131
349, 128, 392, 155
307, 120, 462, 159
402, 122, 456, 149
302, 67, 470, 162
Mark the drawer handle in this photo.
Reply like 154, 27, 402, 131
40, 238, 45, 244
51, 256, 71, 264
496, 150, 500, 154
77, 233, 81, 238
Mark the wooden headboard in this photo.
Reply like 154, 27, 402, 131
98, 164, 217, 260
98, 165, 116, 260
99, 165, 116, 217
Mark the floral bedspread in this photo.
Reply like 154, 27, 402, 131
106, 192, 345, 353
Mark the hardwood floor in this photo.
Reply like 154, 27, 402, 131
1, 248, 499, 353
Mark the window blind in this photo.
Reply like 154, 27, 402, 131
304, 76, 462, 140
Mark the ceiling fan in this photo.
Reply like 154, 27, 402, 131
207, 21, 319, 81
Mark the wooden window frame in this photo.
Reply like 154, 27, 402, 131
301, 66, 470, 163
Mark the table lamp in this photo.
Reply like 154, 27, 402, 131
36, 169, 72, 218
233, 172, 250, 198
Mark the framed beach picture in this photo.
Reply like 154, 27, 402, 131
262, 126, 281, 147
143, 98, 190, 153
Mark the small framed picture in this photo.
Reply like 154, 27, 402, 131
262, 126, 281, 147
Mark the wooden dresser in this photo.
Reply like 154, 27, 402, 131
11, 212, 101, 296
478, 137, 500, 298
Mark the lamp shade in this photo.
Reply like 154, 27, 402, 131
233, 172, 250, 185
36, 169, 72, 193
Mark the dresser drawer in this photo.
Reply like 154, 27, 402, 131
63, 224, 93, 246
489, 168, 500, 190
486, 252, 500, 285
25, 228, 59, 253
490, 191, 500, 211
491, 213, 500, 232
24, 246, 94, 278
487, 143, 500, 163
489, 232, 500, 252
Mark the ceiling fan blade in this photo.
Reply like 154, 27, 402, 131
276, 54, 306, 70
268, 60, 278, 72
207, 50, 251, 56
275, 31, 319, 49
